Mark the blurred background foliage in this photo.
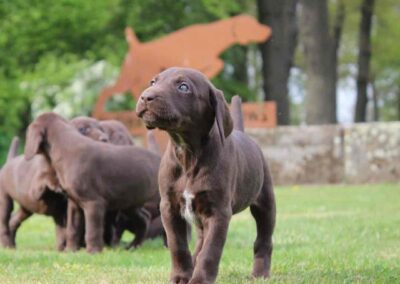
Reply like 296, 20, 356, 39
0, 0, 251, 163
0, 0, 399, 163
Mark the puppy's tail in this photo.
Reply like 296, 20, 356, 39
147, 130, 160, 155
231, 95, 244, 132
7, 136, 19, 161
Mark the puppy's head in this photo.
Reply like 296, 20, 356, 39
136, 67, 233, 144
25, 112, 68, 160
99, 120, 134, 146
233, 15, 271, 44
70, 116, 109, 143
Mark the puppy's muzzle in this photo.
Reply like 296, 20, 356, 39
140, 91, 156, 103
136, 91, 157, 118
99, 135, 109, 143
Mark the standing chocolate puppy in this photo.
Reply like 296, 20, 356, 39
0, 137, 66, 250
24, 113, 160, 253
136, 67, 276, 283
71, 116, 165, 245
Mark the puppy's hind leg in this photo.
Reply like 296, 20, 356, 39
250, 160, 276, 278
111, 212, 128, 247
66, 199, 84, 251
9, 207, 32, 248
124, 207, 151, 249
0, 192, 13, 248
83, 201, 106, 253
103, 210, 118, 247
53, 214, 67, 251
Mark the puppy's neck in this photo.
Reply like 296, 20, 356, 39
168, 126, 221, 172
46, 121, 86, 166
169, 132, 200, 170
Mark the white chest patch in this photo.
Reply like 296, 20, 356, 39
182, 189, 195, 224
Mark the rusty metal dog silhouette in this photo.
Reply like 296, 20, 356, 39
93, 14, 271, 136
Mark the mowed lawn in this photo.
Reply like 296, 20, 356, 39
0, 184, 399, 283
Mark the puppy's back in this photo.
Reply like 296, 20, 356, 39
81, 143, 161, 208
0, 155, 58, 211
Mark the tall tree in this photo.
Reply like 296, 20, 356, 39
257, 0, 298, 125
299, 0, 344, 125
371, 75, 379, 121
398, 91, 400, 121
355, 0, 375, 122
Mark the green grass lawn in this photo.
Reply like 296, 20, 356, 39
0, 184, 399, 283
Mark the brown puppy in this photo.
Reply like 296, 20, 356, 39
100, 120, 134, 146
24, 113, 161, 253
136, 67, 276, 283
70, 116, 109, 143
71, 116, 118, 246
71, 116, 165, 245
71, 117, 134, 146
113, 130, 166, 245
0, 137, 66, 250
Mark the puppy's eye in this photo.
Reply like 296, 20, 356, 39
178, 83, 189, 92
150, 80, 156, 86
79, 127, 87, 134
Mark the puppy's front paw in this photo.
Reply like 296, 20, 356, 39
251, 256, 271, 279
86, 245, 102, 254
170, 274, 191, 284
125, 243, 139, 250
188, 276, 213, 284
56, 243, 66, 252
0, 236, 14, 249
251, 271, 270, 279
65, 243, 79, 252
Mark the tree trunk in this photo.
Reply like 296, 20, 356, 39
371, 76, 379, 121
299, 0, 342, 125
231, 46, 248, 84
355, 0, 375, 122
397, 90, 400, 121
332, 0, 345, 121
257, 0, 298, 125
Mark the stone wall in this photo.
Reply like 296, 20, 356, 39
246, 122, 400, 185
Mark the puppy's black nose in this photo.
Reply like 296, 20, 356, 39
140, 92, 156, 103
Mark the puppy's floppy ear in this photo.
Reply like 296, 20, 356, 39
209, 87, 233, 144
30, 184, 47, 201
30, 177, 60, 201
24, 123, 45, 160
